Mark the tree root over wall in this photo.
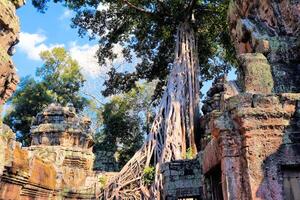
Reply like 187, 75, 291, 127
102, 22, 200, 200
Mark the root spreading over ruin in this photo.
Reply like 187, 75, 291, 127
103, 22, 200, 200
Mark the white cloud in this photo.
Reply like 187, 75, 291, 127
69, 42, 127, 79
97, 3, 109, 11
69, 42, 105, 78
17, 31, 129, 79
17, 32, 64, 61
59, 9, 74, 20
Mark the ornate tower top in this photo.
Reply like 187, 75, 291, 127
30, 103, 93, 149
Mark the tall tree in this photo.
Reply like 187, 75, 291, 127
4, 47, 88, 146
37, 47, 87, 110
3, 77, 53, 145
31, 0, 235, 198
32, 0, 235, 98
94, 83, 155, 168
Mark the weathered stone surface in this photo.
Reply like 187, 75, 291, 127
201, 93, 300, 200
161, 158, 202, 200
94, 151, 119, 172
228, 0, 300, 93
31, 103, 94, 149
29, 104, 97, 196
0, 0, 23, 104
238, 53, 274, 94
28, 157, 56, 190
202, 75, 239, 115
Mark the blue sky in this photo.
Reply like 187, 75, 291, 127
12, 2, 120, 103
14, 2, 95, 77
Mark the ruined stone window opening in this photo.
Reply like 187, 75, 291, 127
205, 164, 223, 200
282, 165, 300, 200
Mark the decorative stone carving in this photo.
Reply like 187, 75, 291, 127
228, 0, 300, 93
30, 103, 94, 149
201, 93, 300, 199
202, 75, 239, 115
200, 3, 300, 198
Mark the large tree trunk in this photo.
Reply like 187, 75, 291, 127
103, 21, 200, 200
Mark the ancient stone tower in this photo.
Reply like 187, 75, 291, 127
28, 103, 97, 198
0, 104, 99, 199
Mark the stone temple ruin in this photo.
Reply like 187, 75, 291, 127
0, 0, 300, 199
0, 103, 100, 199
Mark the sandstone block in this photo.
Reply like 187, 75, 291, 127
238, 53, 274, 94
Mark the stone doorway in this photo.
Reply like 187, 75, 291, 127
283, 166, 300, 200
205, 164, 223, 200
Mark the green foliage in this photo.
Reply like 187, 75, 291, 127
186, 147, 193, 159
4, 47, 88, 146
142, 166, 155, 186
37, 47, 88, 110
31, 0, 236, 100
3, 77, 53, 145
98, 175, 107, 188
93, 82, 156, 168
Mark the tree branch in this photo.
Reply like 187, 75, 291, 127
121, 0, 154, 15
81, 91, 104, 105
187, 0, 197, 19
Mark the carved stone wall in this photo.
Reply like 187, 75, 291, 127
0, 125, 57, 200
94, 151, 119, 172
199, 1, 300, 198
0, 104, 101, 199
228, 0, 300, 93
201, 92, 300, 199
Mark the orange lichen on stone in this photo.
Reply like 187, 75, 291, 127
29, 157, 56, 190
11, 145, 29, 174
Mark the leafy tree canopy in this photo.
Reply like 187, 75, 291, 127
94, 82, 156, 168
37, 47, 87, 109
31, 0, 235, 99
4, 47, 88, 146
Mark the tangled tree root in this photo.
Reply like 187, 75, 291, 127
102, 22, 200, 200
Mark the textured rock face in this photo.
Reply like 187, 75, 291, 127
238, 53, 274, 94
0, 125, 57, 200
228, 0, 300, 93
0, 104, 100, 199
29, 104, 97, 197
201, 93, 300, 199
202, 75, 239, 115
161, 158, 202, 200
200, 2, 300, 198
30, 103, 94, 149
0, 0, 25, 104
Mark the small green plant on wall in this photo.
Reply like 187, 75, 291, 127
186, 147, 193, 159
99, 175, 108, 189
142, 166, 155, 186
